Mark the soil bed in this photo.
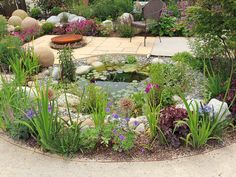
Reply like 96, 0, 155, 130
19, 130, 236, 162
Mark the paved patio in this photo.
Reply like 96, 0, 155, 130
0, 133, 236, 177
25, 35, 156, 64
151, 37, 192, 56
25, 35, 191, 64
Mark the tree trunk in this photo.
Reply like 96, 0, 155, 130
1, 0, 27, 17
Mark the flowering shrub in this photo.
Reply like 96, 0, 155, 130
144, 83, 162, 139
66, 20, 98, 36
160, 106, 188, 147
52, 20, 98, 36
11, 27, 41, 42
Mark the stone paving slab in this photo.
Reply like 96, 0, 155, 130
0, 134, 236, 177
151, 37, 192, 56
25, 35, 156, 64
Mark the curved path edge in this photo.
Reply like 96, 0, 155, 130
0, 133, 236, 177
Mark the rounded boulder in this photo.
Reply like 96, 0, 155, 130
34, 46, 55, 67
12, 9, 28, 20
8, 16, 22, 27
21, 17, 39, 30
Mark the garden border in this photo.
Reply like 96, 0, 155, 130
0, 131, 234, 163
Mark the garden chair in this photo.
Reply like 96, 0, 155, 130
131, 0, 164, 47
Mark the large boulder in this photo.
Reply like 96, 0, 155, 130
68, 16, 86, 23
58, 12, 70, 19
34, 46, 55, 67
21, 17, 39, 30
8, 16, 22, 27
118, 13, 134, 24
12, 9, 28, 20
207, 99, 231, 120
46, 16, 60, 24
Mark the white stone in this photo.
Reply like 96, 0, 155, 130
69, 16, 86, 23
101, 20, 113, 31
51, 66, 61, 80
176, 99, 202, 111
118, 13, 134, 24
91, 61, 104, 69
46, 16, 60, 24
172, 95, 182, 103
76, 65, 92, 75
151, 57, 167, 64
17, 87, 38, 99
7, 25, 15, 32
207, 99, 231, 120
58, 93, 80, 107
135, 123, 145, 134
136, 116, 148, 123
128, 118, 140, 129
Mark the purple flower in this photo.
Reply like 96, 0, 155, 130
141, 148, 145, 153
119, 134, 125, 141
199, 105, 212, 114
25, 109, 36, 119
107, 102, 113, 107
105, 107, 111, 113
113, 129, 117, 134
145, 83, 160, 93
112, 113, 119, 119
125, 117, 130, 122
48, 105, 52, 113
134, 120, 140, 127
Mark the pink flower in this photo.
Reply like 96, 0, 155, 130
145, 83, 160, 93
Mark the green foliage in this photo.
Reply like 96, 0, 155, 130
0, 36, 23, 66
30, 7, 42, 19
42, 22, 55, 34
113, 130, 135, 152
70, 4, 93, 19
91, 0, 133, 21
148, 15, 176, 37
0, 76, 33, 140
50, 6, 62, 15
187, 1, 235, 60
18, 86, 82, 155
204, 62, 228, 98
149, 63, 188, 106
0, 15, 7, 37
90, 86, 108, 128
58, 48, 76, 82
10, 48, 39, 85
125, 55, 137, 64
34, 0, 64, 13
117, 24, 134, 38
80, 128, 100, 151
176, 95, 230, 148
60, 13, 69, 24
172, 52, 203, 70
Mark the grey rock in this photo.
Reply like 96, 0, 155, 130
76, 65, 92, 75
91, 61, 104, 69
51, 66, 61, 80
57, 93, 80, 107
46, 16, 60, 24
207, 98, 231, 120
135, 123, 145, 134
69, 16, 86, 23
